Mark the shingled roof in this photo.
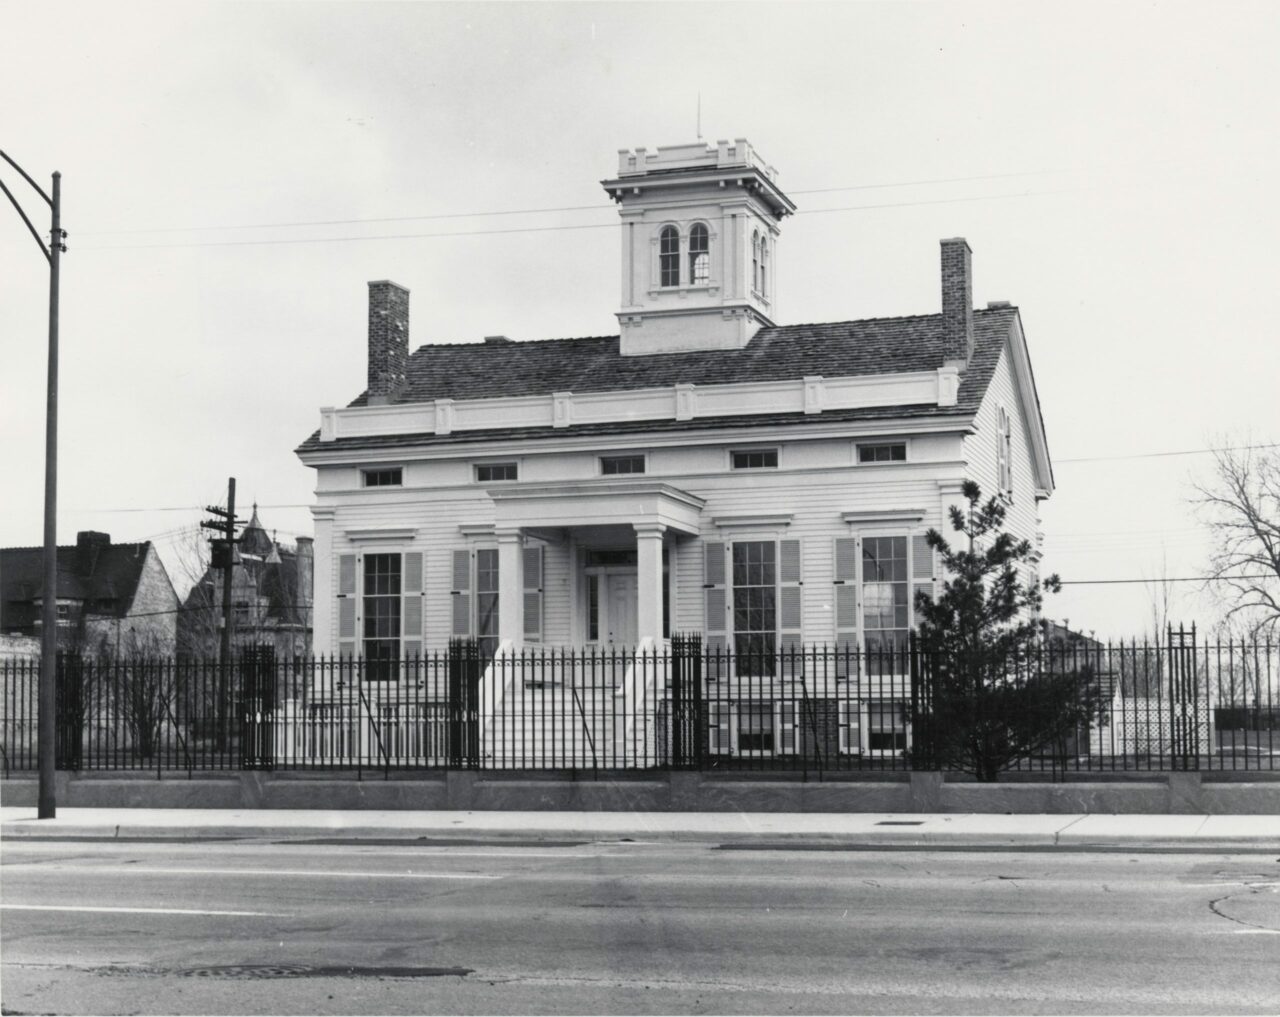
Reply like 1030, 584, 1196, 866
299, 307, 1015, 454
0, 537, 152, 632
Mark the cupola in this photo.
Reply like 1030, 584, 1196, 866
602, 138, 795, 356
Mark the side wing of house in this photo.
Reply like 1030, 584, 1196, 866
115, 544, 180, 654
963, 310, 1054, 590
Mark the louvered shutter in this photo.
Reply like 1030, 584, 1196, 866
778, 701, 797, 755
450, 549, 472, 637
402, 551, 424, 661
337, 553, 357, 659
703, 541, 728, 680
833, 537, 859, 680
708, 701, 731, 755
911, 533, 935, 625
522, 545, 543, 643
778, 538, 803, 676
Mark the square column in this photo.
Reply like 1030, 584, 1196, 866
635, 522, 666, 644
496, 527, 524, 646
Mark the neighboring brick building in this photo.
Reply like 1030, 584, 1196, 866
0, 532, 179, 657
178, 507, 313, 660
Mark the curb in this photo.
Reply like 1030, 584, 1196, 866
4, 821, 1277, 850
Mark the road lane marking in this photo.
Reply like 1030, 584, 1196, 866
2, 904, 285, 917
3, 864, 502, 880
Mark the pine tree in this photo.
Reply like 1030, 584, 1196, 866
912, 481, 1100, 780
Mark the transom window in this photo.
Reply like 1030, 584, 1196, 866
601, 454, 645, 475
731, 448, 778, 470
362, 553, 401, 679
659, 225, 680, 287
858, 443, 907, 464
476, 462, 518, 483
362, 467, 403, 487
689, 223, 710, 285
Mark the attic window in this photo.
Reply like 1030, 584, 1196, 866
857, 443, 907, 464
362, 468, 403, 487
601, 454, 646, 476
476, 462, 518, 483
731, 448, 778, 470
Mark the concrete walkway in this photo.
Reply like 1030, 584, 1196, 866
2, 806, 1277, 849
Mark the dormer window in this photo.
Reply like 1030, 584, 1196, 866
689, 223, 709, 285
659, 226, 680, 287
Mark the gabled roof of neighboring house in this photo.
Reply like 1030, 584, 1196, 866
299, 306, 1027, 454
0, 538, 153, 631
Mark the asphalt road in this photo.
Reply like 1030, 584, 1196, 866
2, 836, 1278, 1015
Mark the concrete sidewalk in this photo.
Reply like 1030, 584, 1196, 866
2, 806, 1278, 850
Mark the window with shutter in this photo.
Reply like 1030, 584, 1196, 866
833, 537, 858, 680
703, 541, 728, 680
522, 545, 543, 643
337, 552, 357, 659
475, 548, 500, 660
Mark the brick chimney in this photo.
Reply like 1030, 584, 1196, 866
75, 531, 111, 575
940, 238, 974, 366
367, 280, 410, 404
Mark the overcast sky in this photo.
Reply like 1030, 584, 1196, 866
2, 1, 1276, 639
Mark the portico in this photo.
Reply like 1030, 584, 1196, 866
488, 481, 705, 648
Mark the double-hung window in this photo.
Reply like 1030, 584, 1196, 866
732, 541, 777, 671
659, 226, 680, 287
689, 223, 710, 284
861, 536, 910, 656
362, 553, 401, 680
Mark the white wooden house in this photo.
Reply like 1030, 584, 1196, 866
295, 138, 1055, 765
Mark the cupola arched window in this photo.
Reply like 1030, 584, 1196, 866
759, 236, 769, 298
689, 223, 710, 285
659, 226, 680, 287
752, 230, 760, 293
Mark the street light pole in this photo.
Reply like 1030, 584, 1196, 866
39, 171, 61, 819
1, 150, 64, 819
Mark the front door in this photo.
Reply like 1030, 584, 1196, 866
605, 572, 638, 647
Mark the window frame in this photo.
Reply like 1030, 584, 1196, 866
859, 533, 911, 658
361, 467, 403, 488
599, 453, 646, 476
856, 442, 908, 465
706, 700, 797, 758
658, 224, 680, 288
475, 461, 519, 484
998, 405, 1014, 501
361, 551, 403, 680
729, 447, 779, 471
688, 222, 710, 286
730, 539, 778, 674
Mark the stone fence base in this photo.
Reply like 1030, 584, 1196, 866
2, 770, 1277, 814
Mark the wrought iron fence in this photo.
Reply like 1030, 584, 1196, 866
0, 631, 1275, 777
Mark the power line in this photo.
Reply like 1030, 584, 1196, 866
1057, 574, 1272, 586
72, 169, 1055, 237
74, 188, 1066, 252
1057, 442, 1278, 464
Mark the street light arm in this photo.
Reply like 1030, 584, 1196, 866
0, 148, 53, 206
0, 175, 52, 262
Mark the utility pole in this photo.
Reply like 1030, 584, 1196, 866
1, 151, 66, 820
201, 478, 240, 748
